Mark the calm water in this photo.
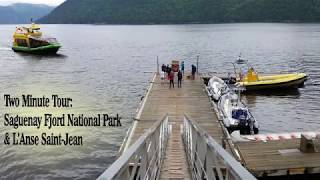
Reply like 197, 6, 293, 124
0, 24, 319, 179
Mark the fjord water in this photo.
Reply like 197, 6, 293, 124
0, 24, 319, 179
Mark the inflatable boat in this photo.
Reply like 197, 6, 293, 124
218, 92, 259, 135
236, 72, 308, 91
207, 76, 229, 101
232, 57, 308, 91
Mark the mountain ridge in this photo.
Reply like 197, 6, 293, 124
40, 0, 320, 24
0, 3, 54, 24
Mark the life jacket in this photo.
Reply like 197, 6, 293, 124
247, 68, 259, 82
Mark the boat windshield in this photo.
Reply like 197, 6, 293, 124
44, 38, 58, 44
32, 29, 41, 33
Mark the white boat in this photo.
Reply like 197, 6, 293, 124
207, 76, 229, 101
218, 92, 259, 135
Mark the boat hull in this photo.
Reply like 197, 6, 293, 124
12, 44, 61, 55
238, 74, 308, 91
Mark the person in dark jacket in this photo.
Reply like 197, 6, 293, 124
166, 64, 170, 80
161, 64, 166, 72
177, 70, 183, 88
191, 64, 197, 80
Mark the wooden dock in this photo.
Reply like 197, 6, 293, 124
237, 139, 320, 177
122, 72, 320, 179
126, 73, 224, 179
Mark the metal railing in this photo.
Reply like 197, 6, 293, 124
182, 115, 256, 180
97, 115, 169, 180
118, 73, 157, 155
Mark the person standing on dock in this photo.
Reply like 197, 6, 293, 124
160, 70, 165, 85
169, 70, 174, 88
177, 70, 183, 88
161, 64, 166, 72
181, 61, 185, 75
167, 64, 171, 80
191, 64, 197, 80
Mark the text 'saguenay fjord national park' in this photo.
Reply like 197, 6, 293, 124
1, 0, 320, 179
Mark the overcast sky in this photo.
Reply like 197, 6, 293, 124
0, 0, 66, 6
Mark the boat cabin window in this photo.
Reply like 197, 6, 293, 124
29, 38, 49, 48
16, 39, 28, 47
46, 38, 58, 44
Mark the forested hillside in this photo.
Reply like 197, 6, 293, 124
40, 0, 320, 24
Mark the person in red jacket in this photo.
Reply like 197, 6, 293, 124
169, 71, 174, 89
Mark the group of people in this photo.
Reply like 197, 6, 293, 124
160, 61, 197, 89
161, 63, 183, 88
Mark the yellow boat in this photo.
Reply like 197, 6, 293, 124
12, 23, 61, 54
236, 68, 308, 91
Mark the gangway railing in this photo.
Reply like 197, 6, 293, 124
182, 115, 257, 180
98, 114, 169, 180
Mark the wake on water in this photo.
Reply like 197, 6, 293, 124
0, 46, 12, 51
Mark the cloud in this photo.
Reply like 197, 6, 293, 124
0, 0, 66, 6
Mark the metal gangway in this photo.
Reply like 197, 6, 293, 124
97, 115, 256, 180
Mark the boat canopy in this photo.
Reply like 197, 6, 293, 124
15, 24, 42, 37
30, 23, 40, 30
